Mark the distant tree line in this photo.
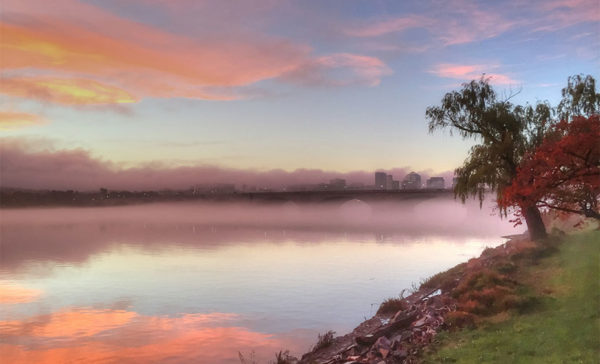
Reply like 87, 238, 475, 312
0, 188, 231, 207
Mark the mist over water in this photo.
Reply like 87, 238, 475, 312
0, 197, 521, 363
1, 196, 511, 233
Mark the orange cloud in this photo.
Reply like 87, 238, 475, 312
0, 18, 307, 101
0, 308, 306, 364
429, 64, 519, 85
1, 77, 137, 105
1, 0, 390, 104
0, 111, 46, 130
0, 282, 42, 303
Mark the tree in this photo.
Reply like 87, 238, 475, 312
500, 115, 600, 222
426, 77, 551, 240
557, 74, 600, 121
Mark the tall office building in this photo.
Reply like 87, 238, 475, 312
386, 175, 394, 190
402, 172, 422, 189
426, 177, 445, 189
375, 172, 387, 190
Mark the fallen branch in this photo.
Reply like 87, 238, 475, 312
355, 311, 418, 346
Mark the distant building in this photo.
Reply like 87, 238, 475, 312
426, 177, 445, 189
347, 183, 366, 190
402, 172, 421, 189
386, 175, 394, 190
375, 172, 400, 190
329, 178, 346, 190
375, 172, 387, 190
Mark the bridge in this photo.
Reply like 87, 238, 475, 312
234, 189, 453, 204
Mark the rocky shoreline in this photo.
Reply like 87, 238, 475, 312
299, 287, 454, 364
294, 232, 546, 364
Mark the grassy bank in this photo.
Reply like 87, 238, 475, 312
423, 231, 600, 363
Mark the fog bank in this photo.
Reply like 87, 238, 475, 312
0, 139, 454, 190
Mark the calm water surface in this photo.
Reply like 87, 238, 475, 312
0, 198, 520, 363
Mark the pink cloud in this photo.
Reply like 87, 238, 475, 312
343, 0, 598, 46
0, 111, 46, 130
535, 0, 600, 31
1, 77, 137, 105
429, 64, 519, 85
344, 2, 515, 46
344, 15, 431, 37
0, 139, 451, 191
282, 53, 392, 87
1, 0, 391, 104
0, 16, 308, 101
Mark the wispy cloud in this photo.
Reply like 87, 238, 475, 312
0, 111, 46, 130
1, 77, 137, 105
534, 0, 600, 31
344, 1, 516, 46
282, 53, 392, 87
0, 14, 309, 101
429, 64, 519, 85
344, 15, 430, 38
1, 0, 391, 106
343, 0, 598, 46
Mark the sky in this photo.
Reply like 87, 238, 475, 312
1, 0, 599, 190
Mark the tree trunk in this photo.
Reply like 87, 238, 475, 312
583, 208, 600, 220
523, 206, 547, 241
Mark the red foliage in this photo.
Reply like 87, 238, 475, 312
444, 311, 476, 329
500, 115, 600, 224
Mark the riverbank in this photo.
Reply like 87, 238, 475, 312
296, 219, 599, 364
422, 229, 599, 363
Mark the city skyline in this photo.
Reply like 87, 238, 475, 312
1, 0, 599, 190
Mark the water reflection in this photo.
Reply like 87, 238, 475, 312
0, 199, 521, 363
0, 308, 308, 364
0, 282, 42, 304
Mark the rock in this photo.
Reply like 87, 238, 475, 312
380, 348, 390, 359
389, 333, 403, 349
374, 336, 391, 358
374, 336, 391, 347
392, 349, 408, 360
412, 316, 427, 328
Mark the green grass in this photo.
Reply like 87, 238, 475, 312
423, 231, 600, 364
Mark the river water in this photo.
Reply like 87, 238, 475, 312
0, 197, 520, 363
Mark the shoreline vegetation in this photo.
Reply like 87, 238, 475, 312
277, 217, 599, 364
0, 188, 452, 208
